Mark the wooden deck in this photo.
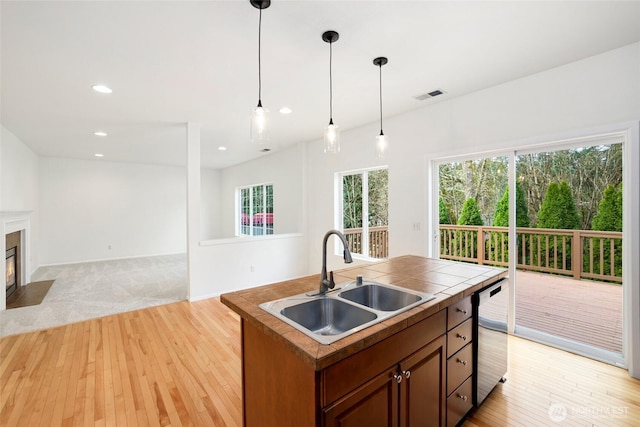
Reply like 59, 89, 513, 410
515, 271, 623, 354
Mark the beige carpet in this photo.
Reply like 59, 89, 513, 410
1, 254, 187, 338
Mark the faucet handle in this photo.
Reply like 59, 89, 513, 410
329, 271, 335, 289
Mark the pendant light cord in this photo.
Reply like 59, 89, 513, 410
329, 40, 333, 123
257, 7, 263, 107
379, 64, 383, 134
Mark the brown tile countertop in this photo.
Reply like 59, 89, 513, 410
220, 255, 506, 371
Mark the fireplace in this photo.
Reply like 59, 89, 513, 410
6, 246, 17, 297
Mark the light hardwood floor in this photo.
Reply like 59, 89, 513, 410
1, 298, 638, 426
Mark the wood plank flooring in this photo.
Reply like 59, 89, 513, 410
1, 298, 241, 426
2, 297, 639, 426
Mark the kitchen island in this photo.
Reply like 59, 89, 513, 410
221, 255, 506, 427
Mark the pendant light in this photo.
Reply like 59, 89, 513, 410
373, 56, 388, 158
322, 30, 340, 154
250, 0, 271, 148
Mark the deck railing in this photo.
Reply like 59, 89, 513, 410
439, 225, 622, 283
344, 226, 389, 259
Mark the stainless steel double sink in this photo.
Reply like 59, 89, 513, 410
259, 280, 436, 345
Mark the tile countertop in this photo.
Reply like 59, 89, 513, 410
220, 255, 507, 371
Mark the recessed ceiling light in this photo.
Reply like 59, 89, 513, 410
94, 153, 104, 157
94, 131, 107, 137
92, 84, 112, 94
218, 146, 227, 151
279, 107, 292, 115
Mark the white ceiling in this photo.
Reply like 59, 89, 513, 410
2, 1, 640, 169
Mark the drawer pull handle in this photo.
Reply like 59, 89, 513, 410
457, 394, 468, 401
393, 373, 403, 384
457, 308, 468, 315
457, 333, 467, 341
456, 359, 467, 366
403, 370, 411, 379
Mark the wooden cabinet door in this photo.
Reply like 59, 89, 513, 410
399, 335, 447, 427
323, 368, 399, 427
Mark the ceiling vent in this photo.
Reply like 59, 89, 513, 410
414, 89, 445, 101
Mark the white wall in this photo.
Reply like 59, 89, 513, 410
1, 126, 39, 213
218, 143, 305, 237
39, 157, 187, 264
201, 167, 221, 240
187, 124, 308, 300
1, 125, 40, 276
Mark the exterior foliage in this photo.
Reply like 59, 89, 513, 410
458, 198, 483, 226
439, 197, 451, 225
493, 182, 530, 227
537, 182, 580, 230
592, 185, 622, 232
439, 144, 622, 229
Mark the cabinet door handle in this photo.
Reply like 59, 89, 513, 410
457, 333, 468, 341
402, 370, 411, 379
393, 373, 403, 384
457, 394, 468, 401
456, 359, 467, 366
456, 308, 468, 315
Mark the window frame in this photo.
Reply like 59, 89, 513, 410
236, 182, 274, 236
336, 166, 388, 260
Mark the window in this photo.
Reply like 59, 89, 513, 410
238, 183, 274, 236
339, 168, 388, 259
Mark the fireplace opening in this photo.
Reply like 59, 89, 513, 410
6, 246, 17, 297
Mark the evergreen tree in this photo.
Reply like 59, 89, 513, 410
537, 182, 580, 229
458, 198, 483, 225
493, 183, 530, 227
439, 197, 451, 224
592, 185, 622, 232
590, 184, 623, 279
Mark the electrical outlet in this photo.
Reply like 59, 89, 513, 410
412, 222, 421, 231
250, 265, 255, 273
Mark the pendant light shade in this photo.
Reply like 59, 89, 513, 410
373, 56, 388, 158
323, 31, 340, 154
250, 0, 271, 148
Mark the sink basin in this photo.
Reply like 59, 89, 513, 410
281, 298, 377, 336
339, 283, 422, 311
259, 280, 435, 345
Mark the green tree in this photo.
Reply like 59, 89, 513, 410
439, 197, 451, 224
458, 198, 483, 225
343, 174, 363, 229
537, 182, 580, 229
590, 184, 623, 280
493, 182, 530, 227
592, 185, 622, 232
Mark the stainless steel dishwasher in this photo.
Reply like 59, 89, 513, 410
473, 278, 509, 406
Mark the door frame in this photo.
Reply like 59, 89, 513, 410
428, 121, 640, 377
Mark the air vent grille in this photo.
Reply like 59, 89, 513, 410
414, 89, 446, 101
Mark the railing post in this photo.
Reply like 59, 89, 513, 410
572, 230, 581, 280
477, 226, 485, 265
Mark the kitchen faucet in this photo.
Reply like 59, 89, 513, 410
319, 229, 353, 295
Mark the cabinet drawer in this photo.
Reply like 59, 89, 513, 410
446, 376, 473, 427
446, 344, 473, 396
447, 318, 472, 358
447, 296, 472, 330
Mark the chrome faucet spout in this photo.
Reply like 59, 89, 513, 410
320, 229, 353, 294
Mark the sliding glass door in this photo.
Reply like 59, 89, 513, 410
435, 135, 625, 366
